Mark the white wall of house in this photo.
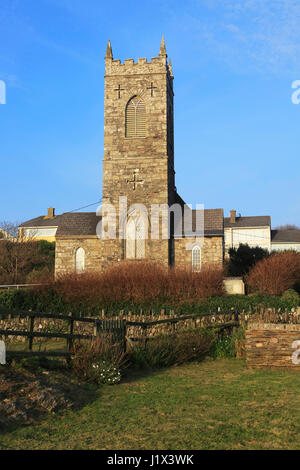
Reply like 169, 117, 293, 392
225, 227, 271, 252
271, 243, 300, 252
23, 228, 57, 238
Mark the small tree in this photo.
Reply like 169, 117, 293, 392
0, 221, 20, 240
275, 224, 300, 230
228, 243, 269, 277
0, 239, 55, 284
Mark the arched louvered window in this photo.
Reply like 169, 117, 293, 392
192, 246, 201, 272
75, 247, 85, 273
125, 96, 146, 138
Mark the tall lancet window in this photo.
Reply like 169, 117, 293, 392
192, 246, 201, 272
126, 213, 146, 259
75, 247, 85, 273
125, 96, 146, 138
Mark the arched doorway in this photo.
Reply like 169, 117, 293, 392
126, 212, 146, 259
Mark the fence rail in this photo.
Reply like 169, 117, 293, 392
0, 308, 100, 359
0, 307, 239, 359
0, 284, 42, 290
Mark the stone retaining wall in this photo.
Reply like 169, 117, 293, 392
1, 307, 300, 344
245, 323, 300, 370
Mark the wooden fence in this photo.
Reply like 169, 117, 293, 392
0, 306, 239, 359
0, 308, 97, 358
0, 284, 42, 291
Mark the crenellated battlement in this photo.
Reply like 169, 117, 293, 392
106, 56, 171, 76
105, 37, 173, 77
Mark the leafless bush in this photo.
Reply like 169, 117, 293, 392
128, 329, 215, 369
52, 261, 224, 306
71, 335, 127, 383
247, 251, 300, 295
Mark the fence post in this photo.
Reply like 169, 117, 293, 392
122, 320, 127, 352
28, 316, 35, 351
94, 319, 101, 337
68, 313, 74, 353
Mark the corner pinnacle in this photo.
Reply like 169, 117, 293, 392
105, 39, 113, 59
159, 35, 167, 57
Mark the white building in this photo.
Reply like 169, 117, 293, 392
224, 210, 271, 256
271, 230, 300, 252
225, 210, 300, 255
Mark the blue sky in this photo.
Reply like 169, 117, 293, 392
1, 0, 300, 227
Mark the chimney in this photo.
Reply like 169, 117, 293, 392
47, 207, 55, 219
230, 210, 236, 224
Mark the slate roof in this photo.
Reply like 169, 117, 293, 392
20, 212, 102, 237
224, 215, 271, 228
20, 199, 224, 239
56, 213, 101, 237
20, 215, 63, 228
174, 193, 223, 237
271, 230, 300, 243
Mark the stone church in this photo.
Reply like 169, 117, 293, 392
21, 38, 224, 276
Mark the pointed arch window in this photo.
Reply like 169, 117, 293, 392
125, 96, 146, 138
126, 213, 146, 259
75, 247, 85, 273
192, 246, 201, 272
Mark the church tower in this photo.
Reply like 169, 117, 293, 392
102, 37, 175, 266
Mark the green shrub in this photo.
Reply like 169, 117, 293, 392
89, 360, 121, 385
0, 288, 298, 317
210, 335, 235, 358
0, 240, 55, 284
228, 244, 269, 276
210, 326, 246, 359
281, 289, 300, 308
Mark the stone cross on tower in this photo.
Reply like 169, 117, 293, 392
115, 84, 125, 99
147, 82, 157, 97
126, 170, 144, 190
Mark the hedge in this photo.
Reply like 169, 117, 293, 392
0, 288, 298, 317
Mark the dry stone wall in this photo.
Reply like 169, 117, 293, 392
246, 322, 300, 370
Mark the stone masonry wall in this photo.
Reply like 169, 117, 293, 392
4, 308, 300, 345
246, 323, 300, 370
102, 50, 175, 266
174, 236, 223, 269
55, 238, 102, 276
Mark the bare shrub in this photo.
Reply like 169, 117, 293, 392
51, 261, 224, 307
274, 224, 300, 230
128, 329, 215, 369
0, 240, 55, 285
71, 335, 127, 384
247, 251, 300, 296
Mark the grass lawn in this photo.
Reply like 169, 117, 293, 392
7, 339, 68, 353
0, 358, 299, 450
